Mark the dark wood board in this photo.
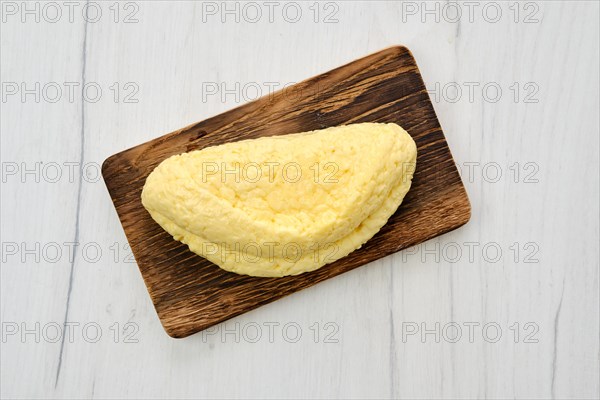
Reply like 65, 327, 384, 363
102, 46, 471, 338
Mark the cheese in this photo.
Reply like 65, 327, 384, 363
141, 122, 417, 277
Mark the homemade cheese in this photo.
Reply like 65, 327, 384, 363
141, 122, 417, 277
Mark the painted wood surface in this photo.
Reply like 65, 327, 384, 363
1, 1, 598, 399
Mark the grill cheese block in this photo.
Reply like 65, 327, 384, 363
141, 122, 417, 277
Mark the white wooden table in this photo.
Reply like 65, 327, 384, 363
1, 1, 598, 398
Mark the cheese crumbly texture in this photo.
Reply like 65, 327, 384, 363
141, 122, 417, 277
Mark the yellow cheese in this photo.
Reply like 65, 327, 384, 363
141, 122, 417, 277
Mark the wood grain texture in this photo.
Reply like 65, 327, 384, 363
4, 2, 600, 398
102, 46, 470, 338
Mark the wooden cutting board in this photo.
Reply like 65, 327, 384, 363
102, 46, 471, 338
